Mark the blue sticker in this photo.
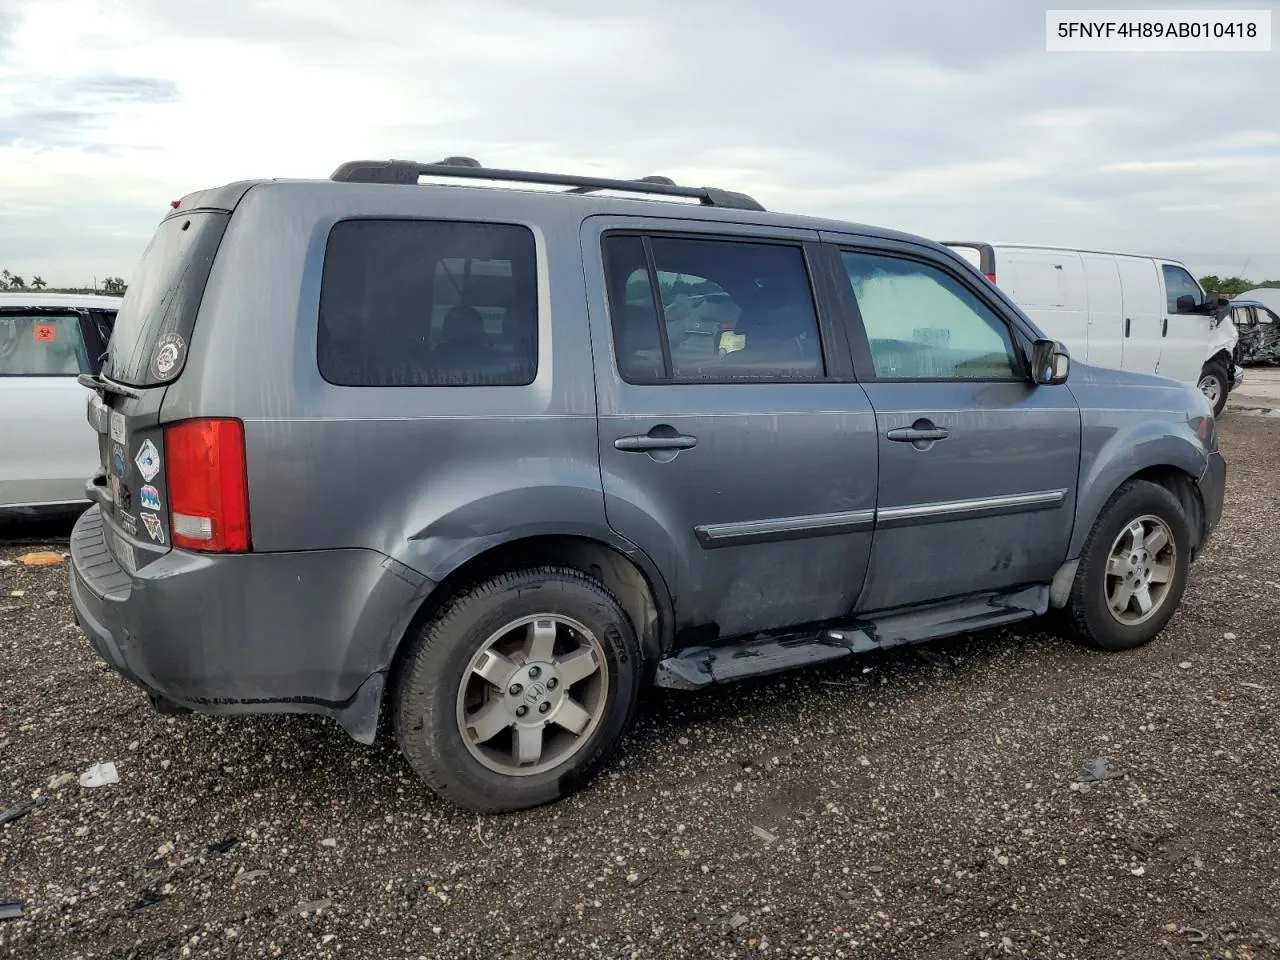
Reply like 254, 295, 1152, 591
111, 443, 127, 478
139, 485, 161, 511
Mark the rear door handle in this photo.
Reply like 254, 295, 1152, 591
1162, 317, 1168, 337
887, 427, 949, 442
615, 434, 697, 452
1125, 318, 1131, 337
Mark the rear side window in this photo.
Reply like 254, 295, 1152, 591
603, 234, 824, 382
0, 313, 91, 376
105, 211, 229, 386
318, 219, 538, 387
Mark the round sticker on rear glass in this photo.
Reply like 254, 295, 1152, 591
151, 333, 186, 381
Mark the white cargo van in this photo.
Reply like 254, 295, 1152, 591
943, 242, 1241, 415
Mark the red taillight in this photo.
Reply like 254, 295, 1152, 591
170, 200, 181, 209
164, 419, 250, 553
985, 272, 997, 284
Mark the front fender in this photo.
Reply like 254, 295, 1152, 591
1069, 413, 1209, 560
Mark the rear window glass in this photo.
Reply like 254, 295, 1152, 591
318, 219, 538, 387
104, 211, 229, 386
0, 313, 91, 376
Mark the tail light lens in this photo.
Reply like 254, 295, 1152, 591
164, 419, 250, 553
984, 272, 997, 284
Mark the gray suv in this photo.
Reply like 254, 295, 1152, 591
71, 158, 1225, 813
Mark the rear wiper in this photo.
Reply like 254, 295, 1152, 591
78, 373, 142, 400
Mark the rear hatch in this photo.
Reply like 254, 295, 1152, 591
83, 205, 230, 570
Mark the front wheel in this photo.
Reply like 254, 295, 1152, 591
1066, 480, 1192, 651
1198, 361, 1229, 417
393, 567, 642, 813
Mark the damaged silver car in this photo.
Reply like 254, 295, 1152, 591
1230, 300, 1280, 366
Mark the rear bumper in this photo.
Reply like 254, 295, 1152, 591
1199, 450, 1226, 545
69, 506, 432, 742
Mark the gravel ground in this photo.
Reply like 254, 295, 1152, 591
2, 416, 1278, 960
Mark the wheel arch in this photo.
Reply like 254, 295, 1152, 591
1206, 348, 1233, 371
387, 533, 674, 702
1053, 462, 1206, 609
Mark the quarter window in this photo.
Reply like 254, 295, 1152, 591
0, 314, 91, 376
840, 252, 1020, 381
603, 234, 824, 382
318, 219, 538, 387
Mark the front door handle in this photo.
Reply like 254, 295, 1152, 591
1162, 317, 1168, 337
615, 433, 697, 452
887, 426, 949, 443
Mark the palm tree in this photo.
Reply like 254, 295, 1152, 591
31, 276, 46, 290
0, 269, 10, 290
8, 275, 25, 290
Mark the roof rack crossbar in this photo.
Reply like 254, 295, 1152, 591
329, 160, 765, 211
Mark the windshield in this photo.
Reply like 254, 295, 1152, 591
104, 211, 229, 386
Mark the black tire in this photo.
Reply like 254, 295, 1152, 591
393, 566, 642, 813
1067, 480, 1192, 652
1198, 361, 1229, 417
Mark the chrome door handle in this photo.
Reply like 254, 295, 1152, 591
615, 434, 697, 452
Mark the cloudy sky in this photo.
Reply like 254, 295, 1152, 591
0, 0, 1276, 287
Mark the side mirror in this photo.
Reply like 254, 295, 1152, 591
1176, 294, 1197, 313
1032, 339, 1070, 385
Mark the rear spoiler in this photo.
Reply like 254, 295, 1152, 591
167, 180, 263, 217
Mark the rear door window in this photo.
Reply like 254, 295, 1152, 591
104, 211, 229, 386
0, 313, 92, 376
318, 219, 538, 387
603, 234, 825, 382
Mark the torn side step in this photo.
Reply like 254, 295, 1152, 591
652, 585, 1049, 690
653, 631, 870, 690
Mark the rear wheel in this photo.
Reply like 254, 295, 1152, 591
393, 567, 642, 813
1067, 480, 1192, 651
1198, 361, 1229, 417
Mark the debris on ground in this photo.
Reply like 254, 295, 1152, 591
208, 836, 239, 855
130, 889, 166, 912
0, 901, 24, 921
751, 825, 777, 844
78, 761, 119, 788
1072, 756, 1127, 793
15, 551, 64, 567
0, 796, 46, 827
283, 899, 333, 917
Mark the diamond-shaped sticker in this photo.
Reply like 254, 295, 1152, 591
134, 439, 161, 483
